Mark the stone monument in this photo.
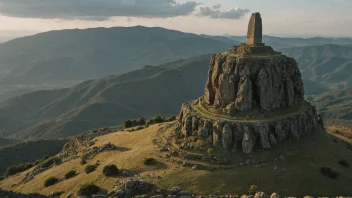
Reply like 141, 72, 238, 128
175, 12, 323, 154
246, 12, 263, 46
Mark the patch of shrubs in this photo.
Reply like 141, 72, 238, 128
39, 156, 61, 169
146, 116, 176, 126
33, 155, 51, 166
64, 170, 77, 179
339, 160, 350, 168
103, 164, 119, 177
80, 157, 87, 165
78, 183, 100, 196
3, 155, 59, 178
320, 167, 339, 179
44, 177, 58, 187
124, 116, 177, 129
85, 165, 97, 174
143, 157, 157, 165
127, 126, 145, 132
124, 118, 146, 128
0, 176, 5, 181
5, 163, 34, 177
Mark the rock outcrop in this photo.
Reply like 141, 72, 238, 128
204, 54, 304, 114
178, 103, 322, 153
175, 12, 322, 154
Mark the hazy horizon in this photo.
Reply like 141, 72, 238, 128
0, 0, 351, 42
1, 26, 352, 44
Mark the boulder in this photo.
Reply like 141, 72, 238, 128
177, 103, 322, 153
213, 121, 224, 148
235, 75, 253, 112
255, 192, 268, 198
269, 132, 278, 146
242, 126, 254, 153
270, 193, 280, 198
257, 123, 270, 149
222, 124, 233, 149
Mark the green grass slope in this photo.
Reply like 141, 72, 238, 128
2, 43, 352, 140
0, 55, 210, 139
0, 123, 351, 196
0, 26, 234, 86
310, 88, 352, 126
282, 44, 352, 93
0, 138, 23, 148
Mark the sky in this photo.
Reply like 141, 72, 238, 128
0, 0, 351, 40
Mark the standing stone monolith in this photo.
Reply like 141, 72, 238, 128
246, 12, 263, 45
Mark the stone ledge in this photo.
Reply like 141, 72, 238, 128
178, 101, 323, 154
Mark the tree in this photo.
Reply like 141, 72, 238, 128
103, 164, 119, 176
44, 177, 58, 187
124, 120, 133, 128
64, 170, 77, 179
78, 184, 100, 196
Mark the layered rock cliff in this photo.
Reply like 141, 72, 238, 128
204, 54, 305, 114
178, 103, 323, 153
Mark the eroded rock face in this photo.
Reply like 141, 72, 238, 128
242, 126, 254, 154
178, 103, 322, 153
204, 54, 304, 113
222, 124, 233, 149
177, 40, 320, 154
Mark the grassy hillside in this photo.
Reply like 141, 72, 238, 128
282, 44, 352, 93
0, 138, 23, 147
310, 88, 352, 127
0, 139, 67, 175
0, 26, 235, 103
0, 26, 234, 86
0, 55, 210, 139
1, 28, 352, 101
1, 43, 352, 140
0, 122, 351, 196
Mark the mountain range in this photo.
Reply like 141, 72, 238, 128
0, 26, 235, 102
0, 26, 234, 86
231, 35, 352, 49
1, 50, 351, 140
2, 26, 352, 87
0, 26, 352, 140
282, 44, 352, 93
0, 55, 210, 139
311, 88, 352, 127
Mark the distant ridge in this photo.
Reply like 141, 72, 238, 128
0, 43, 352, 140
0, 26, 234, 86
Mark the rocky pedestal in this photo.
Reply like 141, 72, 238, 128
178, 102, 323, 154
174, 12, 322, 154
204, 54, 305, 114
175, 52, 322, 154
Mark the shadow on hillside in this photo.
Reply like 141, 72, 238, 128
326, 132, 352, 150
115, 146, 131, 152
145, 161, 168, 170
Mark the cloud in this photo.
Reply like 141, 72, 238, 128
0, 0, 249, 20
125, 17, 133, 22
194, 4, 249, 19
